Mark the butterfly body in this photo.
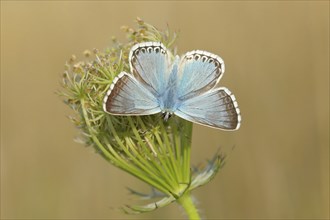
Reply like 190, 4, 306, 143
103, 42, 241, 130
158, 56, 180, 115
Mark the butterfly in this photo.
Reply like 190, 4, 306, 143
103, 42, 241, 130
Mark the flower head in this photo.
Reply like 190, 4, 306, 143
58, 18, 225, 217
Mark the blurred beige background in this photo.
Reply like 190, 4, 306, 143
1, 1, 329, 219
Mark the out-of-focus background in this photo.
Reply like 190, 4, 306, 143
1, 2, 329, 219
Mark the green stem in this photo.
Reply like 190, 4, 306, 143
181, 120, 193, 184
177, 192, 201, 220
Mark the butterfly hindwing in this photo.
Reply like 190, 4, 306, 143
103, 72, 161, 115
175, 87, 241, 130
129, 42, 171, 96
177, 50, 225, 100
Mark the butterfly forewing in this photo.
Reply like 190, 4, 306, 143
103, 72, 161, 115
129, 42, 171, 96
177, 50, 225, 100
175, 87, 241, 130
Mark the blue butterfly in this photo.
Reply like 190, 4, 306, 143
103, 42, 241, 130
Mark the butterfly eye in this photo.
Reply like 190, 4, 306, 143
230, 109, 236, 114
194, 54, 200, 60
131, 57, 137, 63
225, 96, 232, 103
227, 103, 234, 109
185, 55, 193, 61
134, 50, 140, 56
219, 91, 226, 96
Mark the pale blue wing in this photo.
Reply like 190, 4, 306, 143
177, 50, 225, 100
129, 42, 171, 96
103, 72, 161, 115
175, 87, 241, 130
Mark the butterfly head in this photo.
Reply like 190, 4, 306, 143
162, 111, 173, 122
